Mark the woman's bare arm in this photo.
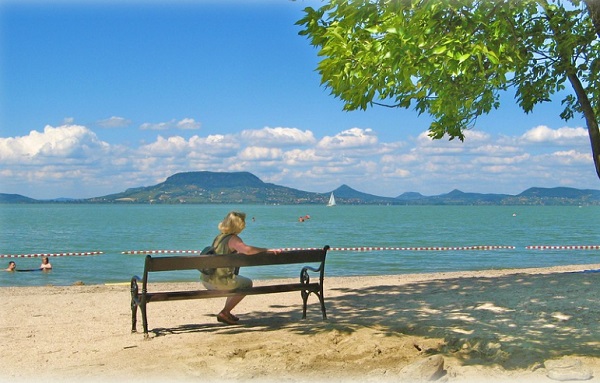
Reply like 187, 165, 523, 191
228, 235, 280, 254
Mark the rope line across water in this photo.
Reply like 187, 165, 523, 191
326, 245, 516, 251
0, 251, 104, 258
526, 245, 600, 250
121, 250, 201, 255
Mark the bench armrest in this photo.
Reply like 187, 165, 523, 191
300, 264, 324, 285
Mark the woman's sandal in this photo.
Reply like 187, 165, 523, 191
217, 312, 238, 325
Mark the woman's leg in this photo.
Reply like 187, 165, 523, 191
218, 275, 252, 324
223, 295, 245, 314
217, 295, 245, 324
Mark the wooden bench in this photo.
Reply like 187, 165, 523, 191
130, 246, 329, 336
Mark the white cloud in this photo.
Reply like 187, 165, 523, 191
282, 149, 328, 165
240, 127, 316, 146
317, 128, 378, 149
0, 125, 110, 164
471, 144, 521, 155
177, 118, 201, 130
140, 118, 201, 131
549, 150, 591, 165
97, 116, 132, 128
202, 134, 239, 149
521, 125, 588, 144
474, 153, 531, 165
239, 147, 283, 161
139, 135, 190, 156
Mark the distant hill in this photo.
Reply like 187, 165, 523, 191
396, 189, 510, 205
87, 171, 330, 204
332, 184, 398, 204
501, 187, 600, 205
0, 193, 38, 203
519, 187, 600, 199
396, 192, 425, 200
394, 187, 600, 205
3, 171, 600, 205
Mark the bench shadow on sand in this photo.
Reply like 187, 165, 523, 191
153, 271, 600, 370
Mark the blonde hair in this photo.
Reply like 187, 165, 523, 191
218, 211, 246, 234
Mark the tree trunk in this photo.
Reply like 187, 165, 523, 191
547, 1, 600, 179
583, 0, 600, 179
567, 73, 600, 179
584, 0, 600, 38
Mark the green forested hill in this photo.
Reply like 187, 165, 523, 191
87, 171, 330, 204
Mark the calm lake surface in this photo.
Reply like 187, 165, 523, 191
1, 204, 599, 286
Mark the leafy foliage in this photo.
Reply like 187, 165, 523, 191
297, 0, 600, 177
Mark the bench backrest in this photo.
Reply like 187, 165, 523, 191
143, 246, 329, 273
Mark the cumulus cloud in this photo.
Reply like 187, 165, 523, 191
139, 135, 190, 157
521, 125, 588, 143
140, 118, 201, 131
317, 128, 378, 149
240, 127, 316, 147
0, 125, 110, 164
474, 153, 531, 165
550, 150, 591, 164
239, 147, 283, 161
177, 118, 202, 130
282, 149, 327, 165
97, 116, 132, 128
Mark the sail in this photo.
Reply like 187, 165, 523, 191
327, 192, 336, 206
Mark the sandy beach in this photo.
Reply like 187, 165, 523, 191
2, 264, 600, 383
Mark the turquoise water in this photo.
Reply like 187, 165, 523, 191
1, 204, 599, 286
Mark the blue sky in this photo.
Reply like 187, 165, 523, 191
0, 0, 597, 199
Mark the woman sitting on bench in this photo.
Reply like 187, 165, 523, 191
201, 211, 280, 325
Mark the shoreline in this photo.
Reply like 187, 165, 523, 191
2, 264, 600, 382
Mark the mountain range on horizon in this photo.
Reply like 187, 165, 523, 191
2, 171, 600, 205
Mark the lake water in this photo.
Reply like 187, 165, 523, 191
1, 204, 599, 287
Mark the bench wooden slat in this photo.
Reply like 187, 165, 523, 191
145, 250, 326, 272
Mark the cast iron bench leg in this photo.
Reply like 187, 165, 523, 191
130, 278, 139, 333
301, 289, 309, 319
317, 291, 327, 320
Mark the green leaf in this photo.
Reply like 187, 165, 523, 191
432, 45, 447, 55
457, 53, 471, 63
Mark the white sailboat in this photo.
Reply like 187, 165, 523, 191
327, 192, 336, 207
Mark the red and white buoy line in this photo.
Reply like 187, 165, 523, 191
0, 251, 104, 258
281, 245, 517, 252
121, 250, 201, 255
526, 245, 600, 250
